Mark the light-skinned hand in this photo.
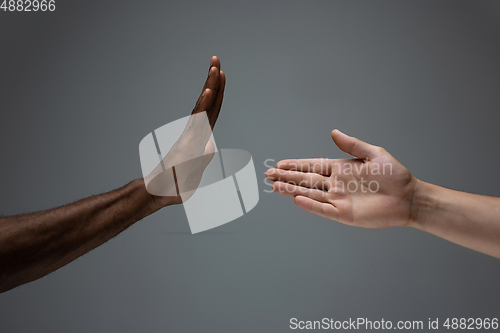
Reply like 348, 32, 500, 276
266, 130, 419, 228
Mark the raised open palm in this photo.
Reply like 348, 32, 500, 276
145, 56, 226, 205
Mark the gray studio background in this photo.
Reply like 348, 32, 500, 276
1, 1, 500, 332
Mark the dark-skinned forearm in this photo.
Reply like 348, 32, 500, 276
0, 179, 171, 293
0, 56, 224, 293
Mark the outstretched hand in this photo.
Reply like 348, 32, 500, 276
266, 130, 419, 228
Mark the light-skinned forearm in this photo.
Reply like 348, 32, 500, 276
0, 179, 173, 293
410, 180, 500, 258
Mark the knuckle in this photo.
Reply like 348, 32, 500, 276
373, 146, 387, 155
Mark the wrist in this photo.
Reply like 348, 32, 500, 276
129, 179, 179, 215
407, 179, 438, 230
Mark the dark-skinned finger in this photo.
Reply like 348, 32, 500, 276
210, 56, 220, 71
209, 70, 225, 128
200, 56, 221, 96
193, 68, 219, 114
192, 57, 221, 114
197, 89, 213, 114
